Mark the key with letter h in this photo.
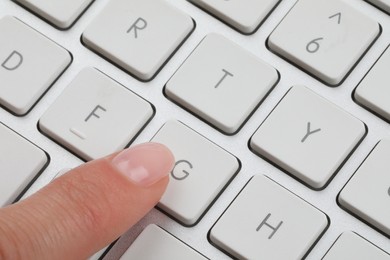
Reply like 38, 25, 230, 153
209, 175, 329, 260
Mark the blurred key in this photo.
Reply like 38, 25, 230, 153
339, 140, 390, 237
366, 0, 390, 14
189, 0, 280, 34
15, 0, 94, 29
120, 225, 207, 260
354, 45, 390, 122
323, 232, 390, 260
0, 123, 48, 207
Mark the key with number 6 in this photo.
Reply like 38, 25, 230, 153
268, 0, 380, 86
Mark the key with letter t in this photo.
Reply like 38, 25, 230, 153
165, 34, 279, 135
209, 175, 328, 259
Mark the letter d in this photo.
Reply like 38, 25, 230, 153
2, 51, 23, 71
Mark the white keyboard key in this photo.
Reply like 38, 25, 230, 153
0, 123, 48, 207
120, 225, 207, 260
165, 34, 279, 135
338, 140, 390, 237
367, 0, 390, 14
82, 0, 194, 81
152, 120, 239, 226
15, 0, 94, 29
323, 232, 390, 260
0, 16, 71, 115
250, 86, 366, 189
354, 45, 390, 122
268, 0, 380, 86
210, 175, 328, 260
39, 68, 154, 161
189, 0, 280, 34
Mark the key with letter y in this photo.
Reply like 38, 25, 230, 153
250, 86, 366, 189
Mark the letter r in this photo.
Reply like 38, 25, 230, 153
127, 17, 148, 38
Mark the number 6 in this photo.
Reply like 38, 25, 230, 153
306, 38, 324, 53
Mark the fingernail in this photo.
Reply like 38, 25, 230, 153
111, 143, 174, 187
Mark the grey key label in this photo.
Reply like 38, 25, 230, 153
85, 105, 107, 122
256, 213, 283, 239
214, 69, 234, 89
171, 160, 193, 181
329, 12, 342, 24
1, 51, 23, 71
305, 13, 341, 54
69, 128, 87, 140
306, 38, 324, 53
127, 17, 148, 38
301, 122, 321, 143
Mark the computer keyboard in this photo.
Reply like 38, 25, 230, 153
0, 0, 389, 259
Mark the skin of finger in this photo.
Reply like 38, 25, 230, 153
0, 152, 171, 260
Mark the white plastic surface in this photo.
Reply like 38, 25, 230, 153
15, 0, 93, 29
355, 45, 390, 122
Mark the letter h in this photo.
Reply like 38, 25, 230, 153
256, 213, 283, 239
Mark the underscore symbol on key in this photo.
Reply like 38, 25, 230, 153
301, 122, 321, 143
329, 12, 341, 24
214, 69, 234, 88
70, 128, 87, 140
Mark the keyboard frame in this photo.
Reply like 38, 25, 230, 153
1, 0, 389, 259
